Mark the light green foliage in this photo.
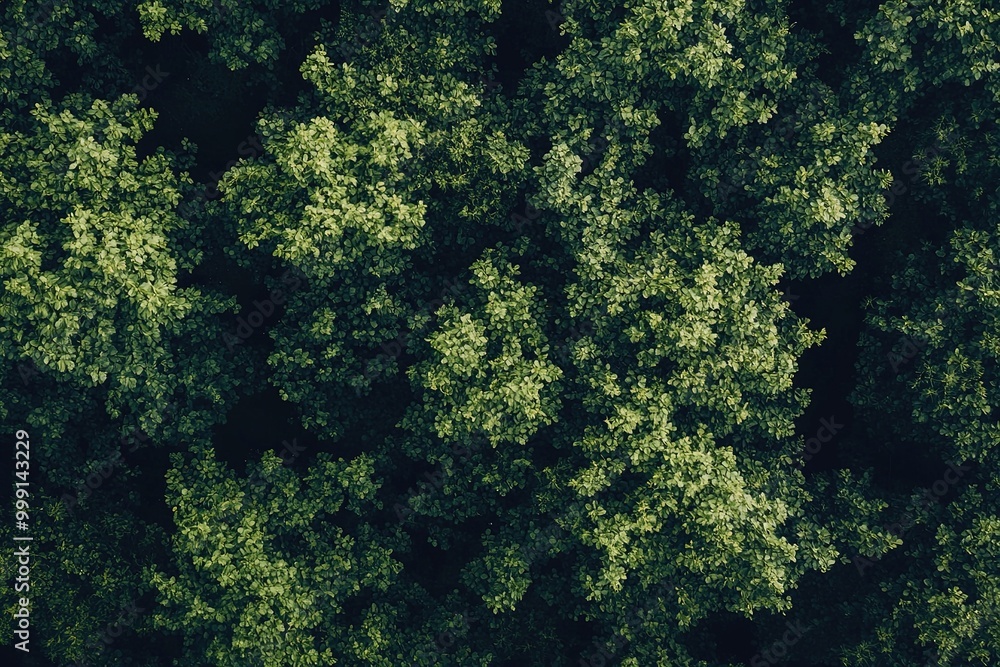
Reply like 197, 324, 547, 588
771, 92, 1000, 667
408, 89, 841, 666
136, 0, 324, 70
854, 482, 1000, 666
150, 446, 404, 666
0, 95, 246, 443
0, 61, 253, 667
220, 0, 894, 662
851, 0, 1000, 108
407, 248, 563, 448
219, 0, 527, 440
519, 0, 892, 279
5, 1, 1000, 665
524, 192, 835, 661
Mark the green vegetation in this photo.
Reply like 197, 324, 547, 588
2, 0, 999, 665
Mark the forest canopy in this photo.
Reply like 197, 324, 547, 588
2, 0, 1000, 666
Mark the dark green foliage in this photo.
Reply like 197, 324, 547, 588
3, 1, 1000, 666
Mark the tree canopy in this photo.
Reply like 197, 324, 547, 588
3, 1, 1000, 666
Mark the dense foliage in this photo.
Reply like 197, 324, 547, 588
2, 0, 999, 665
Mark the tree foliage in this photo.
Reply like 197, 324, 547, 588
4, 1, 1000, 666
